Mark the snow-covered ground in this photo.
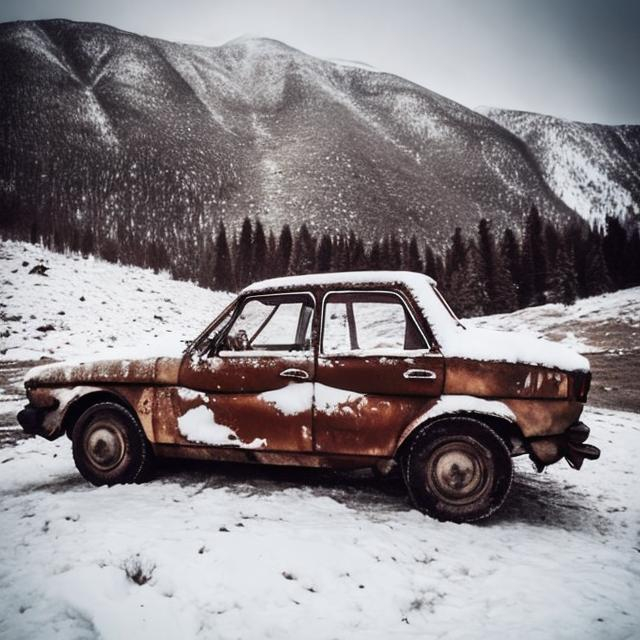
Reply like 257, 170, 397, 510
1, 240, 639, 639
0, 407, 638, 639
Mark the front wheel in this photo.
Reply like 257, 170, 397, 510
403, 417, 513, 523
72, 401, 154, 486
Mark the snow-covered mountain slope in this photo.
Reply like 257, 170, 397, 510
481, 108, 640, 227
0, 240, 233, 362
0, 19, 578, 252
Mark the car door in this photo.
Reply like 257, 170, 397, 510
314, 289, 444, 457
171, 292, 316, 452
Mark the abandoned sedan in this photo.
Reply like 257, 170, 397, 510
18, 271, 599, 522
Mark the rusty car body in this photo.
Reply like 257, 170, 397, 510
18, 271, 600, 522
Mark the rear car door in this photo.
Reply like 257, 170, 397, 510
173, 292, 316, 452
314, 289, 444, 456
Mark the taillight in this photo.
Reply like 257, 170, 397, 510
573, 371, 591, 402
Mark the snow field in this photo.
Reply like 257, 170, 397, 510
0, 407, 638, 639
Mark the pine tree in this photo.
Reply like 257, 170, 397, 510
389, 234, 402, 270
602, 215, 627, 288
316, 234, 333, 272
266, 230, 278, 279
499, 228, 522, 304
583, 229, 612, 296
447, 227, 466, 275
477, 218, 497, 306
351, 238, 367, 270
624, 228, 640, 286
522, 204, 547, 305
251, 219, 267, 282
424, 243, 438, 280
289, 224, 316, 274
407, 235, 423, 273
276, 224, 293, 276
213, 221, 234, 291
198, 235, 216, 288
369, 240, 382, 269
235, 217, 253, 288
547, 238, 578, 305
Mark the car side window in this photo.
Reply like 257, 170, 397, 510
322, 291, 427, 354
222, 294, 314, 353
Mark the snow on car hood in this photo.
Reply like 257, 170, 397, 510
24, 356, 181, 386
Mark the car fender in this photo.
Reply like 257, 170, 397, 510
395, 395, 519, 454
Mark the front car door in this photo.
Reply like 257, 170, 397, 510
163, 291, 316, 452
314, 289, 444, 457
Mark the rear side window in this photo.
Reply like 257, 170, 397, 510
322, 291, 427, 354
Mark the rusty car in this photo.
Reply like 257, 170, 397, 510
18, 271, 600, 522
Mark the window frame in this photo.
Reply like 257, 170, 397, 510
217, 291, 316, 358
319, 288, 431, 357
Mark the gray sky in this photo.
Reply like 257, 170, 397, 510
2, 0, 639, 124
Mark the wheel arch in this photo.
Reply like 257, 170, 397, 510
395, 408, 525, 460
62, 389, 141, 440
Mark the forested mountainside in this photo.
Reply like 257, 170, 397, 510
0, 18, 581, 280
481, 108, 640, 228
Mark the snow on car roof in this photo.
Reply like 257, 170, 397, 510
242, 270, 437, 293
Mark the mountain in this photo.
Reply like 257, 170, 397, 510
0, 18, 582, 272
480, 108, 640, 228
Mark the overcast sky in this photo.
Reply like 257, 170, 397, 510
2, 0, 639, 124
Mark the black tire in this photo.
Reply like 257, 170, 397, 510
403, 416, 513, 523
71, 401, 154, 486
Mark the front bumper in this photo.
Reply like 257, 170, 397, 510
17, 403, 58, 440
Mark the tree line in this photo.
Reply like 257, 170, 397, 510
9, 204, 638, 318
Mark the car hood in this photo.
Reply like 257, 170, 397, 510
437, 326, 590, 373
24, 356, 182, 387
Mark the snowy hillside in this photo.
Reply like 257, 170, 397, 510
0, 240, 233, 362
1, 240, 639, 638
481, 108, 640, 227
3, 239, 639, 363
470, 286, 640, 355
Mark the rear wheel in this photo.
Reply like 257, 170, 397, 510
403, 417, 513, 522
72, 402, 154, 486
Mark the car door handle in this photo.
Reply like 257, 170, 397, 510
403, 369, 437, 380
280, 368, 310, 380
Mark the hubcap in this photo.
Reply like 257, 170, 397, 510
426, 440, 491, 505
84, 421, 126, 471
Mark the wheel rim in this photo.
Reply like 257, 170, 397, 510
425, 439, 493, 506
84, 419, 126, 471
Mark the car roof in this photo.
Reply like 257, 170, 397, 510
241, 270, 436, 295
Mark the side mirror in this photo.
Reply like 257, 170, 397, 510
226, 329, 250, 351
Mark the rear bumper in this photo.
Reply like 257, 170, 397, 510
17, 403, 58, 440
528, 421, 600, 470
564, 421, 600, 470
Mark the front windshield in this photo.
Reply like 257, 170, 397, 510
187, 300, 236, 356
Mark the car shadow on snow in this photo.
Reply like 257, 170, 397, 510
155, 458, 413, 515
484, 472, 610, 534
153, 458, 610, 532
